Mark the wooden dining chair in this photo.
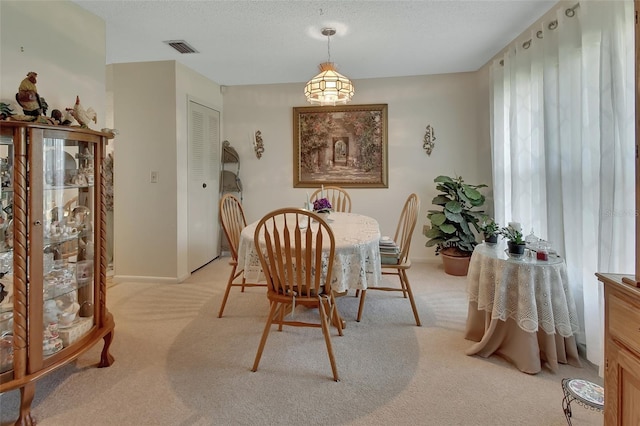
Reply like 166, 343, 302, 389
218, 193, 266, 318
356, 193, 421, 326
251, 208, 343, 381
310, 186, 352, 213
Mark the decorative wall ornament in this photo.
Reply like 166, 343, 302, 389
254, 130, 264, 159
423, 125, 436, 156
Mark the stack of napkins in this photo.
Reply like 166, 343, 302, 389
379, 236, 400, 264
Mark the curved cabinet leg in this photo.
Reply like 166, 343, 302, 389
15, 383, 36, 426
98, 330, 115, 367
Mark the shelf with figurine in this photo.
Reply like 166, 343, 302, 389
1, 71, 118, 139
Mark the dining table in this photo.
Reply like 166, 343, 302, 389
237, 211, 383, 297
464, 242, 582, 374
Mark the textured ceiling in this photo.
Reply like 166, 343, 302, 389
71, 0, 558, 86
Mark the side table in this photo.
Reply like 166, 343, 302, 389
561, 378, 604, 425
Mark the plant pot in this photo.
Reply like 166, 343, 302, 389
484, 233, 498, 245
507, 241, 526, 255
314, 211, 330, 222
440, 250, 472, 276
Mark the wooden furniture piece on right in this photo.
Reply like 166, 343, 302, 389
596, 273, 640, 425
598, 2, 639, 422
310, 186, 351, 213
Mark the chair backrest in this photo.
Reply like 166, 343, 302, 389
253, 209, 335, 298
219, 194, 247, 261
310, 186, 352, 213
394, 194, 420, 264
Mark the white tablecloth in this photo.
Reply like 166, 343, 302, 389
465, 242, 582, 373
467, 242, 580, 337
237, 212, 382, 293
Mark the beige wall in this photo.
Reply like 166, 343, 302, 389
1, 0, 492, 279
0, 1, 106, 125
224, 72, 486, 262
109, 61, 222, 282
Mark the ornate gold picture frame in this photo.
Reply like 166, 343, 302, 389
293, 103, 388, 188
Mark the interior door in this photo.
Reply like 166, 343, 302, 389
188, 100, 220, 272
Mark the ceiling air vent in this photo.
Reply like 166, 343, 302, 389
164, 40, 198, 54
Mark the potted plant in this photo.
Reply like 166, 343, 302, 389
500, 224, 525, 256
424, 175, 487, 276
480, 217, 500, 245
312, 197, 332, 221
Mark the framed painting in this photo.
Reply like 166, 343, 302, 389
293, 103, 388, 188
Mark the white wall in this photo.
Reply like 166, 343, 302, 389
109, 61, 222, 282
0, 1, 105, 125
223, 72, 487, 262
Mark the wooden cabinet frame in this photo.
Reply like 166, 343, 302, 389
0, 122, 115, 426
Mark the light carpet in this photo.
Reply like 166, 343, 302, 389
0, 258, 603, 425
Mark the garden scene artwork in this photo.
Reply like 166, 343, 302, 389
293, 104, 388, 188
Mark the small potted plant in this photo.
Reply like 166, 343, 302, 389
500, 224, 525, 256
312, 197, 332, 221
480, 217, 500, 245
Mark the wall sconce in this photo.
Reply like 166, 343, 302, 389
423, 125, 436, 156
254, 130, 264, 159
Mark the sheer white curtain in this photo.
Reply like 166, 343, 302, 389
490, 1, 634, 373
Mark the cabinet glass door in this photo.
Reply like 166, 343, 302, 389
0, 134, 13, 373
42, 137, 95, 358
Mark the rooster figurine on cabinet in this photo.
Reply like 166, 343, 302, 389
66, 96, 97, 128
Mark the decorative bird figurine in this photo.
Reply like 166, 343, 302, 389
66, 96, 96, 128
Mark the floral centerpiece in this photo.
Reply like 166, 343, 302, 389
312, 198, 332, 214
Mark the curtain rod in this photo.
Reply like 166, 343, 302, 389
499, 2, 580, 65
524, 3, 580, 48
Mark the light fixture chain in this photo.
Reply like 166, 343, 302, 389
327, 32, 331, 63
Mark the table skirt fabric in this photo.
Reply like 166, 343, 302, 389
465, 301, 582, 374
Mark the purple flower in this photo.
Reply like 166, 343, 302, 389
313, 197, 332, 213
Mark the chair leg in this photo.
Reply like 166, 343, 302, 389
401, 270, 421, 326
325, 295, 343, 336
218, 264, 238, 318
319, 297, 340, 382
397, 271, 408, 298
356, 289, 367, 322
252, 301, 279, 372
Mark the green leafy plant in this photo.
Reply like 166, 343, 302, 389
424, 175, 487, 256
480, 217, 500, 237
499, 225, 524, 245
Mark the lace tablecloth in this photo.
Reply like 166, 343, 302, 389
467, 242, 580, 337
237, 212, 382, 293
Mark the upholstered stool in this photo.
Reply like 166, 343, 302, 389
561, 378, 604, 425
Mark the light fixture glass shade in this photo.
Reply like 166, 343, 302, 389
304, 62, 355, 106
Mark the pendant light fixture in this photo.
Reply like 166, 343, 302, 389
304, 28, 354, 106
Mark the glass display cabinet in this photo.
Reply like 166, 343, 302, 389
0, 122, 115, 426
